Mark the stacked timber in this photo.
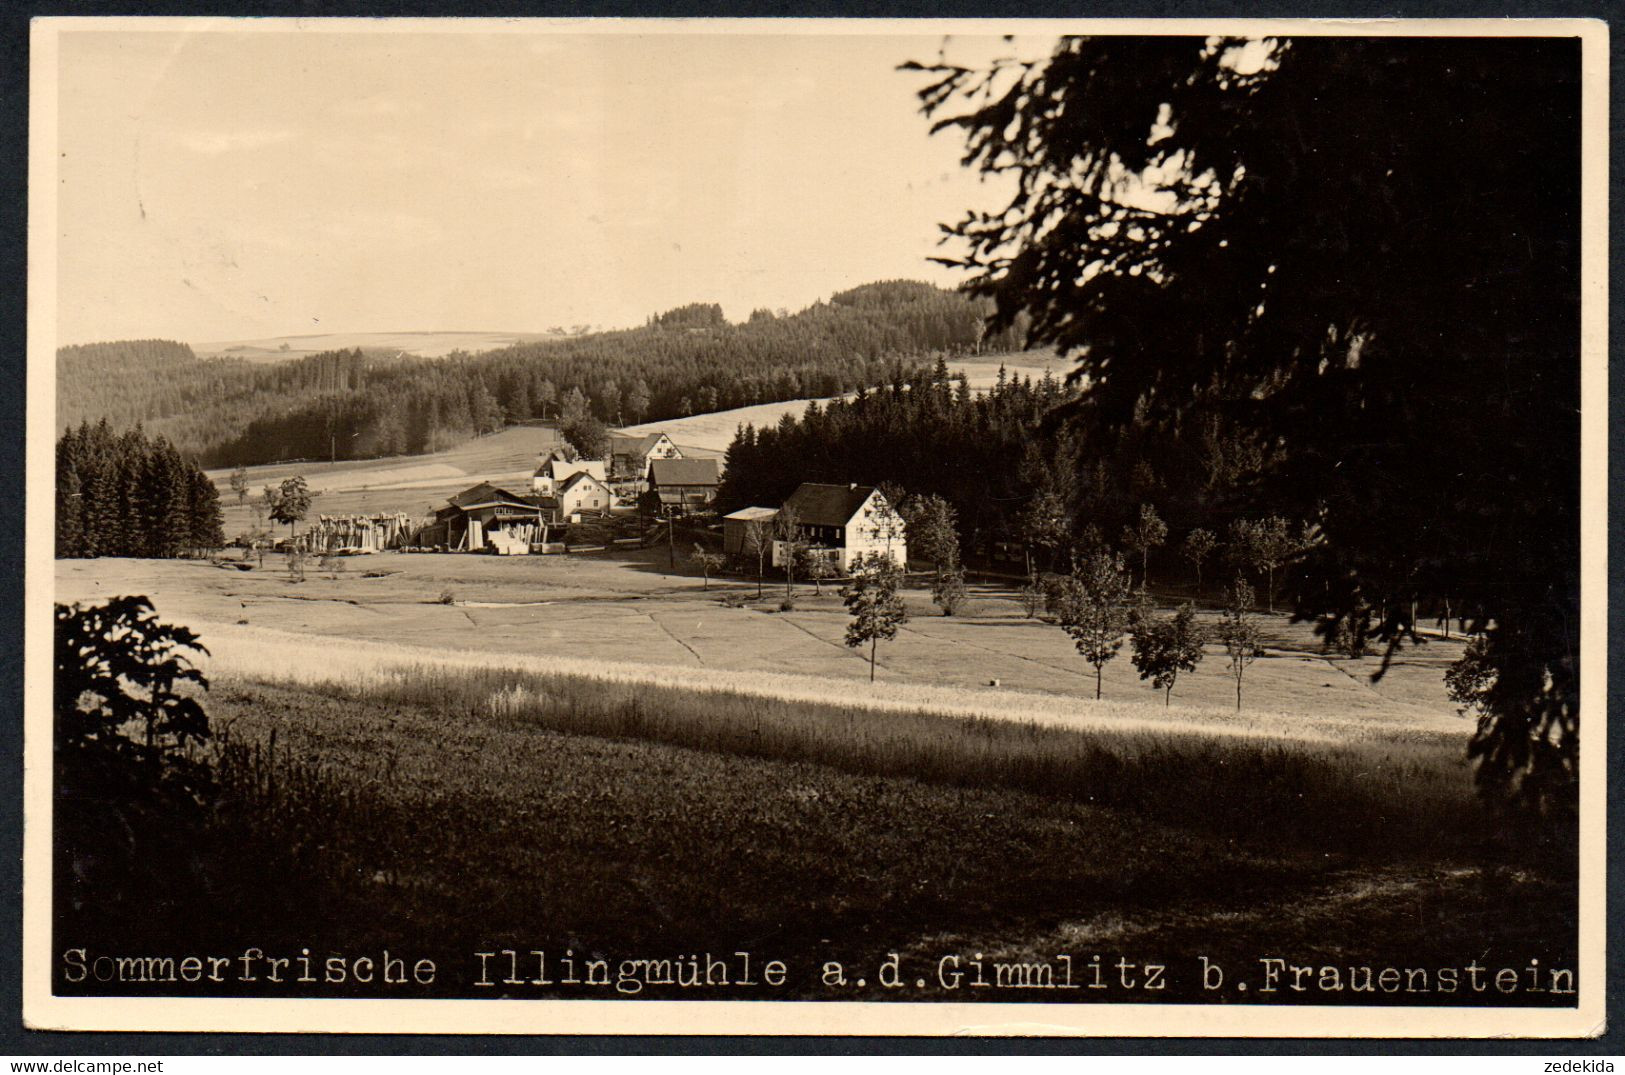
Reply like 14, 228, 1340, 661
300, 512, 414, 553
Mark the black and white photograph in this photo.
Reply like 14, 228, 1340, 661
24, 17, 1607, 1037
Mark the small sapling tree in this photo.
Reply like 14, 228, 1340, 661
800, 548, 835, 595
908, 494, 960, 577
1018, 576, 1044, 619
1130, 602, 1207, 706
690, 543, 726, 591
742, 518, 772, 599
229, 465, 250, 508
1182, 528, 1217, 594
269, 475, 312, 546
1017, 483, 1071, 575
931, 562, 968, 616
1216, 576, 1264, 711
1227, 516, 1301, 613
841, 553, 909, 683
1056, 550, 1134, 700
1120, 503, 1168, 590
774, 504, 806, 600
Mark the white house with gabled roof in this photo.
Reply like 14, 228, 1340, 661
768, 483, 907, 573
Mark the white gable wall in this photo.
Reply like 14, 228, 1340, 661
837, 490, 907, 572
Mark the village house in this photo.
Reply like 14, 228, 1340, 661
728, 483, 907, 573
648, 457, 721, 514
609, 431, 682, 482
554, 471, 613, 517
531, 449, 607, 496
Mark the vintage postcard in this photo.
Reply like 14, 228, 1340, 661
24, 16, 1607, 1037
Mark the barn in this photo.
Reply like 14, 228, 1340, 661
649, 457, 721, 514
423, 482, 551, 553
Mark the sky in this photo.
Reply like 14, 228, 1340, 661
50, 24, 1054, 346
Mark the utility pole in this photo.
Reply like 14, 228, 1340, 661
666, 505, 676, 570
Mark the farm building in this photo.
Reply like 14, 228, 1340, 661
737, 483, 907, 573
648, 457, 720, 513
417, 482, 551, 553
532, 450, 606, 496
722, 506, 779, 557
609, 431, 682, 481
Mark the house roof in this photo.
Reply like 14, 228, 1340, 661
533, 447, 577, 475
610, 432, 672, 457
782, 483, 877, 528
649, 457, 719, 487
538, 457, 605, 479
559, 471, 608, 495
446, 482, 537, 510
723, 506, 779, 522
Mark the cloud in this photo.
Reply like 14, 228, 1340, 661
164, 127, 298, 156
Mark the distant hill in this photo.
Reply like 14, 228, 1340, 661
192, 330, 572, 363
58, 281, 1028, 468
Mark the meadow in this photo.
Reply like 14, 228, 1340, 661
53, 550, 1578, 1003
59, 642, 1571, 1004
52, 535, 1580, 1005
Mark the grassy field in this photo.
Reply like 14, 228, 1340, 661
53, 545, 1576, 1005
56, 554, 1469, 724
55, 653, 1575, 1003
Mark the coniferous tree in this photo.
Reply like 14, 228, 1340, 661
914, 34, 1582, 814
187, 471, 225, 554
53, 422, 222, 559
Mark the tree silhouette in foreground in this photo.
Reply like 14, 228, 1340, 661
914, 35, 1581, 817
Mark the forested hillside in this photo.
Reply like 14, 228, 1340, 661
717, 357, 1280, 577
58, 281, 1023, 468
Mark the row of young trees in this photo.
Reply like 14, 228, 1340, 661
1042, 552, 1263, 710
56, 421, 224, 559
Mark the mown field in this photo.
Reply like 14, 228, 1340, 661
55, 554, 1467, 722
53, 552, 1579, 1005
199, 350, 1059, 526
